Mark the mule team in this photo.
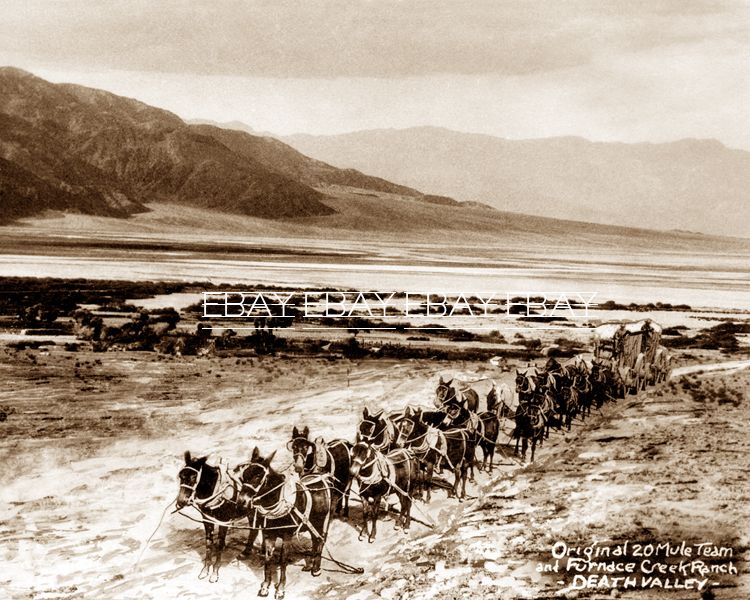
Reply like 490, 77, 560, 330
175, 357, 638, 598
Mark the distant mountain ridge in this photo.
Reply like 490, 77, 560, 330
2, 68, 748, 241
0, 68, 426, 223
282, 126, 750, 237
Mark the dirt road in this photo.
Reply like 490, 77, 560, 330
1, 348, 747, 599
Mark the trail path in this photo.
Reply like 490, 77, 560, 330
2, 353, 747, 599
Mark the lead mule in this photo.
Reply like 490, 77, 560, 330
237, 447, 332, 600
176, 451, 259, 583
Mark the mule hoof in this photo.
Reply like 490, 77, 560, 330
209, 571, 219, 583
302, 565, 311, 572
198, 567, 209, 580
312, 569, 321, 577
258, 585, 269, 597
275, 589, 285, 599
368, 536, 375, 544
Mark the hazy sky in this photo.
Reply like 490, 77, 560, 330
1, 0, 749, 148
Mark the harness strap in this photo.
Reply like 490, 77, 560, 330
437, 429, 467, 470
252, 475, 332, 541
254, 473, 299, 520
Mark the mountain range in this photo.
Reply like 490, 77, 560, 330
1, 67, 748, 241
282, 127, 750, 237
0, 67, 435, 224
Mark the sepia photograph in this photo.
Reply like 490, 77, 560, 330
0, 2, 748, 598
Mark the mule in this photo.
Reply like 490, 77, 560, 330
176, 451, 259, 583
477, 410, 500, 473
289, 425, 351, 518
237, 448, 332, 599
515, 369, 539, 405
486, 382, 514, 419
439, 400, 500, 475
591, 360, 623, 405
548, 366, 575, 432
572, 366, 594, 420
435, 376, 479, 412
513, 402, 546, 462
394, 406, 443, 502
357, 406, 398, 452
349, 442, 418, 541
415, 408, 474, 500
441, 399, 484, 481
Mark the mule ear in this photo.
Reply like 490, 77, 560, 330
292, 426, 299, 438
265, 450, 276, 466
184, 450, 192, 464
363, 406, 369, 418
404, 406, 411, 417
439, 375, 444, 383
355, 432, 361, 444
302, 426, 309, 438
251, 446, 260, 461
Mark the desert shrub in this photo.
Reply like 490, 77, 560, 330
519, 337, 542, 350
518, 315, 567, 322
339, 336, 368, 359
0, 277, 189, 321
18, 303, 59, 325
246, 329, 285, 354
448, 329, 477, 342
8, 340, 48, 350
477, 331, 506, 344
598, 300, 692, 312
664, 322, 743, 353
684, 377, 744, 406
0, 404, 16, 422
663, 326, 688, 336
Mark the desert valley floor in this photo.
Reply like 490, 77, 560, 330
1, 345, 748, 599
0, 222, 748, 599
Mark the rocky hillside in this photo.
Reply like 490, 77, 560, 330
0, 68, 425, 223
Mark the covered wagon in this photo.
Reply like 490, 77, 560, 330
592, 320, 671, 394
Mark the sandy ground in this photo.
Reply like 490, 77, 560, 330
0, 348, 498, 599
337, 364, 750, 600
0, 345, 748, 600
